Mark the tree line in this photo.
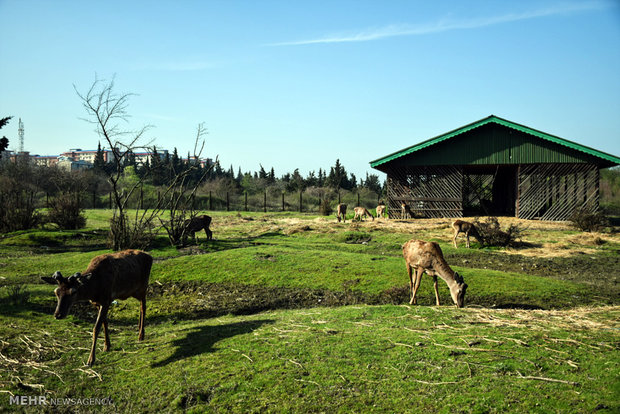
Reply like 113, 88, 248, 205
94, 141, 383, 195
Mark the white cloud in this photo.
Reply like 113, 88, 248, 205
268, 1, 611, 46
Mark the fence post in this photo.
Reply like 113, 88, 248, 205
209, 191, 213, 210
245, 191, 248, 212
264, 191, 267, 213
299, 191, 302, 212
357, 192, 360, 207
226, 192, 230, 211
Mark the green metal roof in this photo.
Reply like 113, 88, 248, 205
370, 115, 620, 168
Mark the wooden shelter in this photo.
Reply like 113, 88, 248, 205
370, 115, 620, 221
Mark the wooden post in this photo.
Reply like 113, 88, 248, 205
282, 193, 285, 211
299, 191, 302, 212
264, 191, 267, 212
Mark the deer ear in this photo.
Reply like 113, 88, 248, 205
41, 276, 58, 285
67, 273, 81, 284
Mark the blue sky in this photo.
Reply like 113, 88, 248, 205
1, 0, 619, 179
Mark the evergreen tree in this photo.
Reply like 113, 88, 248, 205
259, 164, 268, 180
363, 173, 382, 194
326, 159, 349, 190
150, 147, 165, 186
93, 142, 107, 172
0, 116, 12, 160
171, 148, 181, 173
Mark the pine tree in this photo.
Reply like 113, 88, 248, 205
93, 142, 107, 171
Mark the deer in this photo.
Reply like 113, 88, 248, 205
353, 206, 374, 221
376, 203, 386, 219
184, 214, 213, 242
401, 202, 414, 219
402, 239, 468, 308
41, 249, 153, 366
452, 219, 483, 248
336, 203, 347, 223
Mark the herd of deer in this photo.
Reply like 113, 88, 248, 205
42, 209, 480, 365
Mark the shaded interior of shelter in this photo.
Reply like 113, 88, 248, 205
462, 165, 518, 217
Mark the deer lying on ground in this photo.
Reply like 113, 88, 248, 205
376, 204, 386, 219
452, 219, 483, 248
336, 203, 347, 223
401, 202, 414, 219
184, 214, 213, 242
42, 249, 152, 366
402, 239, 468, 307
353, 206, 374, 221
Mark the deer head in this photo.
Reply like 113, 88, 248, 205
449, 272, 468, 308
41, 271, 90, 319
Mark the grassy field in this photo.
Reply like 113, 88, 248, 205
1, 210, 619, 412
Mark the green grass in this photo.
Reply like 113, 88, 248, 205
1, 210, 619, 412
1, 302, 617, 413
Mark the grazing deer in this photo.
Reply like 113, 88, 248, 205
184, 214, 213, 242
353, 206, 374, 221
452, 219, 483, 248
401, 202, 414, 219
402, 240, 468, 307
42, 249, 152, 366
376, 203, 386, 219
336, 203, 347, 223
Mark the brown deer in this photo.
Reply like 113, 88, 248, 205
376, 203, 386, 219
41, 249, 152, 366
402, 240, 468, 307
401, 202, 414, 219
353, 206, 374, 221
336, 203, 347, 223
452, 219, 483, 248
184, 214, 213, 242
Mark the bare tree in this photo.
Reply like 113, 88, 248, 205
158, 123, 217, 246
76, 76, 214, 249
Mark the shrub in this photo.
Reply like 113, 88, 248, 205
319, 199, 333, 216
0, 189, 41, 233
46, 193, 87, 230
569, 208, 607, 232
473, 217, 525, 247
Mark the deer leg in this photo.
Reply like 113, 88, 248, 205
453, 230, 459, 248
206, 227, 212, 240
138, 297, 146, 341
407, 264, 415, 305
102, 318, 111, 351
432, 276, 441, 306
411, 268, 424, 305
88, 304, 109, 366
465, 230, 471, 248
